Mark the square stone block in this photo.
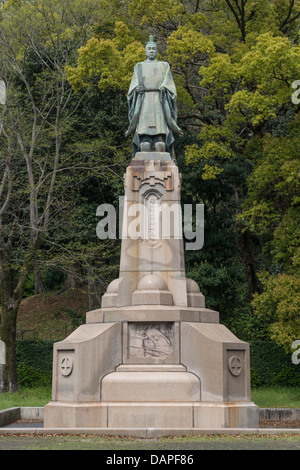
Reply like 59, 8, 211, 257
132, 289, 173, 306
187, 293, 205, 308
44, 402, 108, 428
193, 403, 226, 429
101, 293, 117, 308
193, 402, 258, 429
107, 403, 194, 428
101, 371, 200, 402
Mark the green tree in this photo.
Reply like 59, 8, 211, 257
239, 117, 300, 351
66, 0, 300, 337
1, 0, 299, 393
0, 0, 119, 391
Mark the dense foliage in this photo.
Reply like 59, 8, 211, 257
0, 0, 299, 389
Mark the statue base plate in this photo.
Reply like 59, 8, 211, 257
134, 151, 172, 161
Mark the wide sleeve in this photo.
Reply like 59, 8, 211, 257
127, 64, 140, 96
125, 64, 144, 136
161, 63, 177, 98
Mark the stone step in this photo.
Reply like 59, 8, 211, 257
101, 370, 200, 402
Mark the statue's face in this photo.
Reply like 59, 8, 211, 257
145, 43, 158, 60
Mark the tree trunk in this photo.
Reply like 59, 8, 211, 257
61, 261, 82, 292
87, 266, 101, 311
0, 241, 36, 391
0, 267, 19, 391
0, 303, 18, 392
238, 229, 261, 298
34, 259, 44, 295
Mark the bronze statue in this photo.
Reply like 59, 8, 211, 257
125, 36, 183, 157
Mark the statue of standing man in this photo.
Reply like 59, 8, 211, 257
125, 36, 183, 157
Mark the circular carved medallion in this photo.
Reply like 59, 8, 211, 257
228, 355, 242, 376
60, 356, 73, 376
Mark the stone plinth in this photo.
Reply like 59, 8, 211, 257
44, 151, 258, 431
45, 400, 258, 429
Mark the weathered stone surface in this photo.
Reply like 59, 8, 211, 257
101, 371, 201, 402
45, 70, 256, 428
44, 402, 108, 428
181, 322, 251, 403
44, 401, 258, 429
107, 402, 194, 428
86, 305, 219, 324
50, 323, 121, 403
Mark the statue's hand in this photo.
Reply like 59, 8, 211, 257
136, 85, 144, 94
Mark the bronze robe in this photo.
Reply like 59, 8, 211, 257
126, 60, 180, 155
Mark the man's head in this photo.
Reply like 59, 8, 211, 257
145, 35, 158, 61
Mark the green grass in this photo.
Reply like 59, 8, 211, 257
0, 386, 51, 410
0, 386, 299, 411
251, 386, 300, 408
0, 434, 300, 450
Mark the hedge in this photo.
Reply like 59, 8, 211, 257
14, 339, 300, 388
249, 340, 300, 387
16, 340, 54, 387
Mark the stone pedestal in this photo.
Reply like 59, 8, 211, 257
44, 152, 258, 430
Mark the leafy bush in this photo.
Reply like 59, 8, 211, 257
16, 340, 54, 387
250, 340, 300, 387
17, 364, 51, 387
23, 273, 35, 298
42, 266, 66, 291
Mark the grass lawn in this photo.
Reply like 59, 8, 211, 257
0, 433, 300, 450
0, 385, 299, 411
0, 386, 51, 410
251, 386, 300, 408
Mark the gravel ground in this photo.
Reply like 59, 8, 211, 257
259, 420, 300, 428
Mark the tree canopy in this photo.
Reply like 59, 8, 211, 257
0, 0, 299, 389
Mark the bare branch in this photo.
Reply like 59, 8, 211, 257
225, 0, 242, 30
225, 0, 247, 41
